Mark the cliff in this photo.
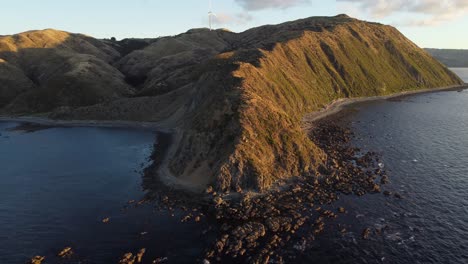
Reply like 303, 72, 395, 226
0, 15, 463, 192
166, 15, 463, 192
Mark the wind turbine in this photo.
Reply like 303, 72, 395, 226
208, 0, 216, 30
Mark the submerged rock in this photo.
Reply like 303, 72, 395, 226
265, 217, 293, 233
362, 228, 372, 240
119, 253, 136, 264
136, 248, 146, 263
57, 247, 73, 258
29, 256, 45, 264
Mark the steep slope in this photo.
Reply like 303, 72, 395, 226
425, 48, 468, 67
0, 29, 133, 112
166, 15, 463, 192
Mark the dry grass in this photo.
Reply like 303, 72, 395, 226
168, 17, 463, 192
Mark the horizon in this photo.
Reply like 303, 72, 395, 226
1, 1, 467, 49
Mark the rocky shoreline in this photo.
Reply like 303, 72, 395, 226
6, 86, 465, 263
141, 112, 397, 263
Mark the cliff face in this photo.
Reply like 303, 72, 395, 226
0, 15, 463, 192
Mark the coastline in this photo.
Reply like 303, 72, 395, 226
1, 84, 466, 194
3, 84, 467, 262
1, 84, 465, 133
302, 84, 468, 129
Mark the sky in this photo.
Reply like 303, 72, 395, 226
0, 0, 467, 49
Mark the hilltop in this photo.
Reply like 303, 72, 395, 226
0, 15, 463, 193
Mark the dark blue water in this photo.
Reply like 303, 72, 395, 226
0, 123, 207, 263
298, 79, 468, 262
450, 68, 468, 83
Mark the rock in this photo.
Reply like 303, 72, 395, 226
119, 253, 136, 264
215, 240, 226, 253
232, 222, 266, 243
213, 196, 224, 206
383, 191, 392, 196
380, 175, 389, 184
372, 184, 381, 193
57, 247, 73, 258
338, 207, 346, 213
30, 256, 45, 264
194, 216, 201, 222
322, 210, 336, 218
265, 217, 292, 233
137, 248, 146, 263
205, 186, 214, 194
181, 215, 191, 222
153, 257, 168, 263
362, 228, 371, 240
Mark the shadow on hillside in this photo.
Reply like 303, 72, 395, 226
0, 33, 156, 112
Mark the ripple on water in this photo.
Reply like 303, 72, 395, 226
321, 89, 468, 263
0, 123, 208, 263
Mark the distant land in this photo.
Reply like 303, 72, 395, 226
425, 48, 468, 67
0, 14, 463, 193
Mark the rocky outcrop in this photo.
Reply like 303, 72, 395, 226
0, 15, 463, 193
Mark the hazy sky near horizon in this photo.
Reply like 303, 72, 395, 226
1, 0, 467, 49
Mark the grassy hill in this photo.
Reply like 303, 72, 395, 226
0, 29, 133, 112
0, 15, 463, 193
168, 15, 463, 192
